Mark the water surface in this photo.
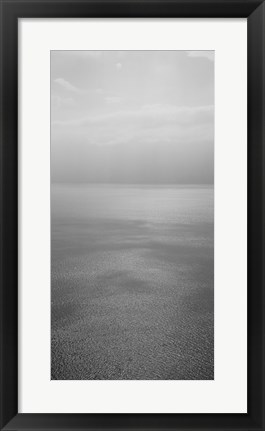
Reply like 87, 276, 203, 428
51, 184, 214, 380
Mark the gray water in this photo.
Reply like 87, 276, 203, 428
51, 184, 214, 380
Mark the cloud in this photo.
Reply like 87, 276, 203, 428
52, 104, 214, 149
186, 51, 214, 62
53, 104, 213, 128
51, 95, 76, 109
54, 78, 82, 94
51, 51, 214, 184
54, 78, 103, 97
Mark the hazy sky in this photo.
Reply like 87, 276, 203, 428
51, 51, 214, 184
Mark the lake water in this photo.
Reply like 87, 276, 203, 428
51, 184, 214, 380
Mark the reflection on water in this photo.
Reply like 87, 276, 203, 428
51, 184, 214, 380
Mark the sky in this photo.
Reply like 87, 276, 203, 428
51, 51, 214, 184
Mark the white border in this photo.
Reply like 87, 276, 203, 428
18, 18, 247, 413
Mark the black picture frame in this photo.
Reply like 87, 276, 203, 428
0, 1, 264, 430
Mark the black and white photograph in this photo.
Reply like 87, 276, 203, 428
51, 50, 214, 380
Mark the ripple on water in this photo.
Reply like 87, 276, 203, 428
51, 185, 214, 380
